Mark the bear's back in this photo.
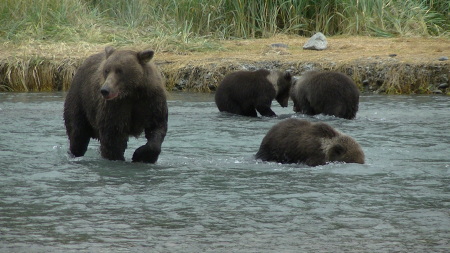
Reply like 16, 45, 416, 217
217, 69, 272, 93
293, 71, 359, 119
298, 71, 357, 98
215, 69, 276, 114
69, 52, 105, 93
256, 118, 364, 166
256, 119, 328, 165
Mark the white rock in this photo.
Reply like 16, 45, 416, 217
303, 32, 328, 51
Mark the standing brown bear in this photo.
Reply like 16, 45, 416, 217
215, 69, 292, 117
256, 118, 365, 166
290, 71, 360, 119
64, 46, 168, 163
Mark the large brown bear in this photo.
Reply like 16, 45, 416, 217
256, 118, 365, 166
215, 69, 292, 117
64, 46, 168, 163
290, 71, 360, 119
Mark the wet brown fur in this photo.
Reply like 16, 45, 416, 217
290, 71, 360, 119
215, 69, 292, 117
256, 118, 365, 166
64, 47, 168, 163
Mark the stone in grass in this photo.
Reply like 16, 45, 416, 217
438, 56, 448, 61
438, 83, 449, 89
270, 43, 288, 48
303, 32, 328, 51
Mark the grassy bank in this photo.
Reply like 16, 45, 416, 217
0, 36, 448, 94
1, 0, 448, 46
0, 1, 449, 93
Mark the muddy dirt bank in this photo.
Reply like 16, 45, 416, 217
161, 57, 449, 94
0, 36, 449, 94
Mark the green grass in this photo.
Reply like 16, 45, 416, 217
0, 0, 447, 93
0, 0, 448, 50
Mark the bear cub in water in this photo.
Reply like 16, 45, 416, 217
215, 69, 292, 117
64, 46, 168, 163
256, 118, 365, 166
290, 71, 360, 119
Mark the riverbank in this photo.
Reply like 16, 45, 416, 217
0, 36, 449, 94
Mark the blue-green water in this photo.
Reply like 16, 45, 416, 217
0, 92, 449, 252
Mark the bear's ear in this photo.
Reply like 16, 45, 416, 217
329, 144, 346, 159
138, 50, 154, 64
105, 46, 115, 58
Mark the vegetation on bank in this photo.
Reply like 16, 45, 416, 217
0, 0, 448, 93
1, 0, 448, 48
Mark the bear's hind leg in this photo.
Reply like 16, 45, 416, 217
223, 100, 245, 115
240, 107, 257, 117
323, 103, 347, 119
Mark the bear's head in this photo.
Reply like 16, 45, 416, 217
325, 134, 365, 164
100, 46, 154, 100
267, 71, 292, 107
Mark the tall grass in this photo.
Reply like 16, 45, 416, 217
0, 0, 448, 47
340, 0, 449, 36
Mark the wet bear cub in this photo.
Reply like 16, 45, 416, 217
215, 69, 292, 117
290, 71, 360, 119
64, 46, 168, 163
256, 118, 365, 166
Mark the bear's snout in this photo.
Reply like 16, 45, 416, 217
100, 87, 110, 97
278, 97, 289, 107
100, 85, 119, 100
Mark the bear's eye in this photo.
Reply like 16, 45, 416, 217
104, 69, 110, 75
115, 69, 122, 74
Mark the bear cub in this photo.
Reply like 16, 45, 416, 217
215, 69, 292, 117
64, 46, 168, 163
256, 118, 365, 166
290, 71, 360, 119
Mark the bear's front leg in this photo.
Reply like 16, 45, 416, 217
132, 142, 161, 163
132, 124, 167, 163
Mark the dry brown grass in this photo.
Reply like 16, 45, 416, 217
0, 35, 449, 93
157, 35, 450, 93
157, 35, 449, 64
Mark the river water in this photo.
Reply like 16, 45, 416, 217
0, 92, 449, 252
